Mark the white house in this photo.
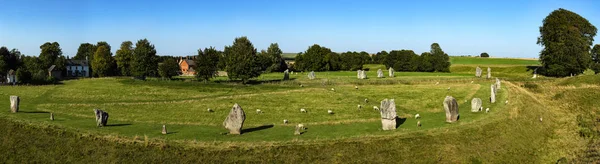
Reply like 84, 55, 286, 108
6, 70, 17, 85
66, 60, 90, 77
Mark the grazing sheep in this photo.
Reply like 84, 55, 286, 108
207, 108, 214, 112
435, 82, 439, 85
297, 124, 305, 130
415, 114, 421, 119
505, 100, 509, 105
327, 110, 334, 114
355, 86, 358, 89
373, 106, 379, 110
357, 105, 362, 109
464, 99, 468, 103
471, 81, 474, 84
485, 108, 490, 113
364, 99, 368, 103
331, 88, 335, 91
300, 108, 307, 113
539, 117, 543, 122
256, 109, 262, 114
300, 84, 304, 87
447, 87, 451, 91
283, 119, 289, 124
417, 121, 421, 127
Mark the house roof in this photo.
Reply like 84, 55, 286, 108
184, 59, 196, 66
66, 59, 89, 66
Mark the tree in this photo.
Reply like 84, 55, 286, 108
538, 8, 597, 77
39, 42, 65, 71
256, 50, 273, 71
324, 52, 341, 71
373, 51, 388, 64
298, 44, 331, 71
224, 36, 262, 83
591, 44, 600, 74
266, 43, 287, 72
195, 47, 220, 81
0, 47, 9, 74
158, 58, 179, 79
115, 41, 134, 76
74, 43, 96, 60
430, 43, 450, 72
480, 52, 490, 58
131, 39, 158, 78
340, 51, 364, 71
91, 45, 114, 77
419, 52, 434, 72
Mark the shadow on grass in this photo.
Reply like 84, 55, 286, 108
241, 124, 274, 134
396, 117, 407, 129
214, 78, 298, 85
21, 111, 50, 114
105, 123, 132, 127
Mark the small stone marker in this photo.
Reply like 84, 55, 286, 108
50, 113, 54, 121
487, 67, 491, 79
294, 124, 302, 135
377, 69, 384, 78
223, 103, 246, 135
496, 78, 501, 90
93, 109, 109, 127
443, 96, 459, 123
380, 99, 397, 130
471, 98, 483, 112
10, 96, 19, 113
490, 84, 496, 103
162, 125, 167, 135
283, 69, 290, 80
357, 70, 367, 79
308, 71, 316, 80
388, 67, 395, 77
475, 66, 482, 77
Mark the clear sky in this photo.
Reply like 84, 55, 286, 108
0, 0, 598, 58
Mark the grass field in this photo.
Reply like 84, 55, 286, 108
1, 57, 597, 163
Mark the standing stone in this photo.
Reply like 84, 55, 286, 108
490, 85, 496, 103
475, 66, 482, 77
283, 70, 290, 80
471, 98, 483, 112
357, 70, 367, 79
377, 69, 384, 78
10, 96, 19, 113
443, 96, 459, 123
93, 109, 109, 127
380, 99, 397, 130
357, 70, 362, 79
533, 68, 538, 79
496, 78, 501, 90
294, 125, 302, 135
308, 71, 315, 80
388, 67, 395, 77
50, 113, 55, 121
162, 125, 167, 135
487, 67, 491, 79
223, 103, 246, 135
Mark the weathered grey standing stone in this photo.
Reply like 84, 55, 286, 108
380, 99, 397, 130
308, 71, 315, 80
475, 67, 482, 77
294, 124, 303, 135
471, 98, 483, 112
490, 84, 496, 103
443, 96, 459, 123
10, 96, 19, 113
357, 70, 367, 79
357, 70, 362, 79
283, 70, 290, 80
50, 113, 54, 121
223, 103, 246, 135
377, 69, 384, 78
388, 67, 395, 77
93, 109, 109, 127
162, 125, 167, 135
487, 67, 491, 79
496, 78, 501, 90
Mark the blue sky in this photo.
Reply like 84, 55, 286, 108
0, 0, 598, 58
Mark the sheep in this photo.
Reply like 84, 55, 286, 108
373, 106, 379, 110
297, 124, 305, 130
539, 117, 543, 122
505, 100, 509, 105
415, 114, 421, 119
471, 81, 474, 84
355, 86, 358, 89
357, 105, 362, 109
447, 87, 451, 91
300, 108, 307, 113
331, 88, 335, 91
300, 84, 304, 87
283, 119, 289, 124
485, 108, 490, 113
417, 121, 421, 127
435, 82, 439, 85
327, 110, 334, 114
364, 99, 368, 103
207, 108, 214, 112
256, 109, 262, 114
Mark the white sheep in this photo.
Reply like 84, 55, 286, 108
447, 87, 451, 91
435, 82, 439, 85
256, 109, 262, 114
485, 108, 490, 113
417, 121, 421, 127
207, 108, 214, 112
539, 117, 543, 122
505, 100, 509, 105
300, 108, 307, 113
297, 124, 305, 130
327, 110, 334, 114
283, 119, 289, 124
471, 81, 474, 84
357, 105, 362, 109
364, 99, 368, 103
300, 84, 304, 87
373, 106, 379, 110
415, 114, 421, 119
331, 88, 335, 91
355, 86, 358, 89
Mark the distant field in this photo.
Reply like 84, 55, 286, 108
449, 56, 540, 65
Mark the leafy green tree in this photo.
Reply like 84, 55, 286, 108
298, 44, 331, 71
0, 47, 9, 74
131, 39, 158, 78
74, 43, 96, 60
266, 43, 287, 72
538, 8, 597, 77
480, 52, 490, 58
115, 41, 134, 76
195, 47, 220, 81
15, 68, 31, 84
324, 52, 341, 71
430, 43, 450, 72
419, 52, 434, 72
389, 50, 418, 71
91, 46, 114, 77
39, 42, 65, 71
224, 36, 262, 83
373, 51, 388, 64
158, 58, 179, 79
256, 50, 273, 71
591, 44, 600, 74
340, 51, 364, 71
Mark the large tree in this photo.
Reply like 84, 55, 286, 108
591, 44, 600, 74
91, 45, 114, 77
324, 52, 341, 71
0, 47, 10, 74
224, 36, 261, 83
195, 47, 220, 81
39, 42, 65, 71
131, 39, 158, 78
430, 43, 450, 72
297, 44, 331, 71
115, 41, 134, 76
538, 8, 597, 77
157, 58, 179, 79
266, 43, 287, 72
480, 52, 490, 58
74, 43, 96, 60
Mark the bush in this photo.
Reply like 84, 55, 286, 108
480, 52, 490, 58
